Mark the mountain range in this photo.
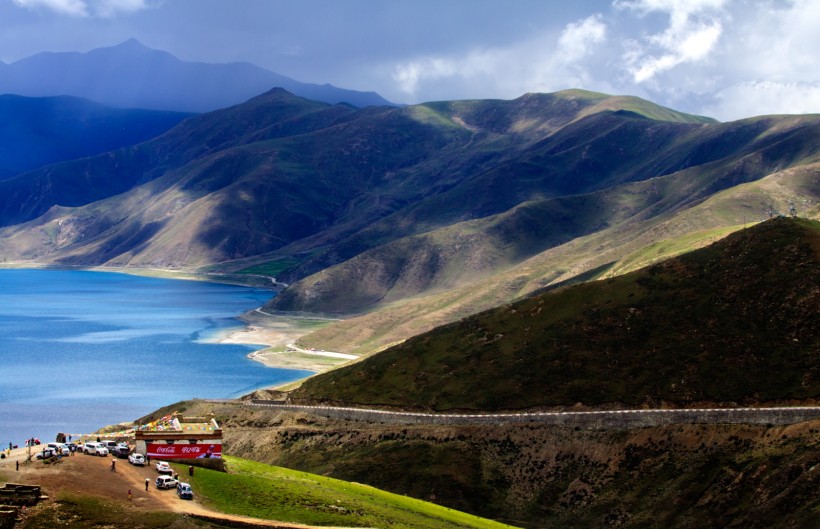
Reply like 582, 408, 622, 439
0, 87, 817, 357
0, 39, 393, 111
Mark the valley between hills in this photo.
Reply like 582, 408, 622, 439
1, 81, 819, 528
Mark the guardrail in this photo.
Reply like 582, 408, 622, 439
247, 401, 820, 428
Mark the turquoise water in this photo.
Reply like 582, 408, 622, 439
0, 269, 310, 447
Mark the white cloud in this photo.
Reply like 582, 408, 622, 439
95, 0, 152, 17
12, 0, 88, 16
557, 14, 607, 62
705, 81, 820, 121
391, 15, 608, 101
11, 0, 153, 17
686, 0, 820, 119
615, 0, 726, 83
392, 56, 459, 97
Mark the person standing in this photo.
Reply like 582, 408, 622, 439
145, 478, 150, 491
128, 489, 132, 501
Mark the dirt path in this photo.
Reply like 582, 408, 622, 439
0, 448, 336, 528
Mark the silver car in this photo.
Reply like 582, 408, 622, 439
155, 475, 178, 489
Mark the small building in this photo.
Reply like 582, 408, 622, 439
134, 412, 222, 469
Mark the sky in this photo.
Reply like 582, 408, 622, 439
1, 0, 819, 121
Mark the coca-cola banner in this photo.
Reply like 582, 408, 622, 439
146, 442, 221, 459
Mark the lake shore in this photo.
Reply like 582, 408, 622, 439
209, 309, 354, 376
0, 263, 350, 380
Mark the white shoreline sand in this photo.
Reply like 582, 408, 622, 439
210, 314, 356, 374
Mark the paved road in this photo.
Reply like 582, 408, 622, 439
246, 401, 820, 427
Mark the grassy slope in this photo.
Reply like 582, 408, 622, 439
291, 218, 820, 410
187, 456, 516, 529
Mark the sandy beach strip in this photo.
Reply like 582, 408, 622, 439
212, 313, 357, 374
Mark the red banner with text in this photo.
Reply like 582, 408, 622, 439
146, 443, 221, 459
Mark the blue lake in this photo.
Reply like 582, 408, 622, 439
0, 269, 311, 447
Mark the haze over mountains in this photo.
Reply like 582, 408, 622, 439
0, 39, 393, 111
0, 94, 190, 179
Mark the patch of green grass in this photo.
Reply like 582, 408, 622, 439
603, 224, 745, 278
183, 456, 517, 529
238, 258, 303, 277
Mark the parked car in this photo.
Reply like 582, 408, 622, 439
46, 442, 69, 454
84, 442, 109, 456
128, 453, 146, 466
155, 461, 173, 474
112, 446, 130, 458
176, 482, 193, 499
35, 448, 56, 460
101, 440, 118, 452
66, 442, 78, 452
155, 475, 178, 489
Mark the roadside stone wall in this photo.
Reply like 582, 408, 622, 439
248, 401, 820, 429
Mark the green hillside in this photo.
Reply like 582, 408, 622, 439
291, 218, 820, 410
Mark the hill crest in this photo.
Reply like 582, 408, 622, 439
291, 218, 820, 411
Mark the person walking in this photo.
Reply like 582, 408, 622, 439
145, 478, 150, 491
110, 458, 116, 471
128, 489, 132, 501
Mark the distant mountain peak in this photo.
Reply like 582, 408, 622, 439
0, 40, 395, 111
109, 38, 152, 52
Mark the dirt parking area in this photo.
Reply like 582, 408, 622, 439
2, 447, 183, 511
0, 447, 320, 528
